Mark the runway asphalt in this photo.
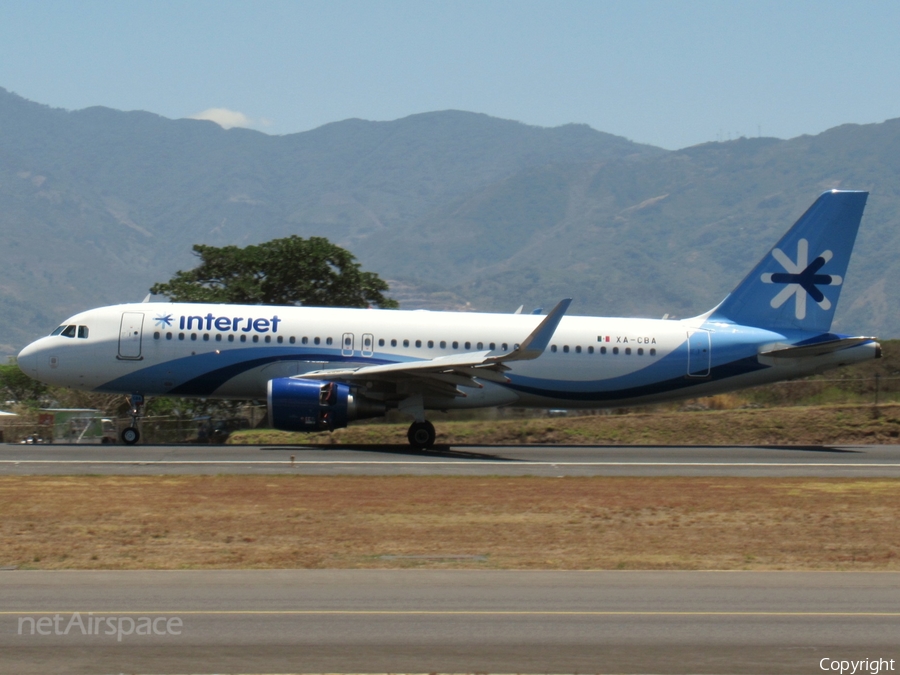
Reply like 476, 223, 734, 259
2, 442, 900, 476
5, 445, 899, 673
2, 569, 898, 673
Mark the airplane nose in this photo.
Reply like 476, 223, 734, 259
17, 342, 40, 379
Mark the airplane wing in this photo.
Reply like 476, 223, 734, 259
296, 298, 572, 398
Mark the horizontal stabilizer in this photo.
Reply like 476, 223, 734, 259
760, 337, 877, 359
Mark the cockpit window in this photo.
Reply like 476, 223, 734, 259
52, 324, 88, 338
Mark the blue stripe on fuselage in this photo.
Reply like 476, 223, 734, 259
95, 348, 399, 396
506, 356, 767, 402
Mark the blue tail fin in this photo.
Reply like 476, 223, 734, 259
709, 190, 868, 332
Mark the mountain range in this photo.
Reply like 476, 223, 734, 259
1, 86, 898, 355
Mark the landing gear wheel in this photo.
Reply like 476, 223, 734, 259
407, 420, 436, 450
122, 393, 145, 446
121, 427, 140, 445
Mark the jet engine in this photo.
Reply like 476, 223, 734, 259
267, 378, 385, 432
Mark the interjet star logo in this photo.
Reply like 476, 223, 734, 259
761, 238, 842, 320
154, 314, 173, 328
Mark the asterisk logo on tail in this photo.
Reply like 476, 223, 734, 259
761, 238, 842, 320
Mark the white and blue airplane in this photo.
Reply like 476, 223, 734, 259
17, 190, 879, 448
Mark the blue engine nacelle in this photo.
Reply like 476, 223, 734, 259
267, 378, 385, 432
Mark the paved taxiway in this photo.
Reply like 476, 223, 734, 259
3, 570, 899, 673
2, 442, 900, 476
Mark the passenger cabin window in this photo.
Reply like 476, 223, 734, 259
416, 340, 422, 348
551, 345, 558, 353
403, 339, 410, 347
452, 341, 459, 349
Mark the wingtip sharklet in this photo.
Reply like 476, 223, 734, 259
494, 298, 572, 362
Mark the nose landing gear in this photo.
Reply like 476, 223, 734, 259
121, 394, 144, 445
121, 426, 140, 445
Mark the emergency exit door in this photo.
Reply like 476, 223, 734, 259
342, 333, 355, 357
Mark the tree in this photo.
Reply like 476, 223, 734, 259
150, 236, 399, 308
0, 359, 47, 404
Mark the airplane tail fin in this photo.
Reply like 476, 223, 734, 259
709, 190, 868, 332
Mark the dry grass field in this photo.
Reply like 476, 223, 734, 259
2, 475, 899, 571
230, 403, 900, 447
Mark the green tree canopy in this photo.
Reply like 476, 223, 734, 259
0, 359, 47, 404
150, 236, 398, 308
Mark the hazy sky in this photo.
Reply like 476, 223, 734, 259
1, 0, 898, 150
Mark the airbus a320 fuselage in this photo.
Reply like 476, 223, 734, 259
18, 191, 880, 448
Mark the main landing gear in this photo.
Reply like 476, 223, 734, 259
121, 394, 144, 445
407, 420, 436, 450
399, 394, 436, 450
